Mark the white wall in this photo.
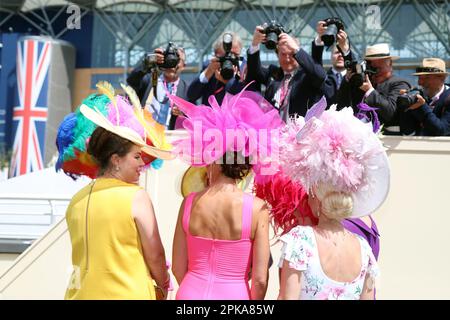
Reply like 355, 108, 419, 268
0, 254, 19, 275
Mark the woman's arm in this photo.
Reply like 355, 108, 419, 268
278, 259, 302, 300
250, 200, 270, 300
132, 190, 169, 296
172, 198, 188, 285
360, 274, 376, 300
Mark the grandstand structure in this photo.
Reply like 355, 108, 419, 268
1, 0, 449, 74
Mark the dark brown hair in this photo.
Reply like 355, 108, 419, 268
220, 152, 252, 180
87, 127, 134, 173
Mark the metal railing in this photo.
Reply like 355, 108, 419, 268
0, 194, 72, 241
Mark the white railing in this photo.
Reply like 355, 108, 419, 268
0, 194, 72, 241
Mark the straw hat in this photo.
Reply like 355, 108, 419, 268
80, 104, 174, 160
180, 166, 254, 197
364, 43, 399, 60
412, 58, 449, 76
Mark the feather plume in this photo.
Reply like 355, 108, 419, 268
96, 81, 119, 125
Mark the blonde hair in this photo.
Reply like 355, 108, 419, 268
314, 183, 353, 221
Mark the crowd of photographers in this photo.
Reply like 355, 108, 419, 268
127, 18, 450, 136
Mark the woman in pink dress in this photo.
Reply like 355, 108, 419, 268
169, 89, 283, 300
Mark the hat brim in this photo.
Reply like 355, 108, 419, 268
365, 55, 399, 61
412, 71, 449, 76
181, 166, 208, 197
350, 151, 390, 218
80, 104, 174, 160
180, 166, 254, 197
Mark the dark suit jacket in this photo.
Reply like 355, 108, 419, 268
246, 48, 327, 117
186, 60, 249, 106
127, 65, 188, 129
337, 73, 411, 127
311, 40, 341, 105
400, 86, 450, 136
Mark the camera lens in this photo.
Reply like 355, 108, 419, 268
164, 53, 178, 68
265, 32, 278, 50
220, 59, 234, 80
349, 73, 364, 88
223, 33, 233, 53
321, 24, 338, 47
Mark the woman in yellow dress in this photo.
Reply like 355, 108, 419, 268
56, 84, 173, 299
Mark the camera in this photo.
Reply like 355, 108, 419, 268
397, 87, 424, 109
321, 17, 345, 47
143, 42, 180, 71
261, 21, 288, 50
218, 33, 242, 80
344, 56, 378, 88
160, 42, 180, 69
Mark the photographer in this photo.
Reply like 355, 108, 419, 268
187, 32, 249, 106
399, 58, 450, 136
311, 19, 350, 105
127, 44, 187, 130
336, 43, 411, 134
246, 24, 328, 121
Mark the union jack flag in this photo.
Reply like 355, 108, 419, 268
9, 39, 51, 178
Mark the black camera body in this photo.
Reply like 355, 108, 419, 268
397, 87, 424, 109
261, 21, 288, 50
143, 42, 180, 71
343, 56, 378, 88
321, 17, 345, 47
160, 42, 180, 69
218, 33, 241, 80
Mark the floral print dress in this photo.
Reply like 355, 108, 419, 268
279, 225, 379, 300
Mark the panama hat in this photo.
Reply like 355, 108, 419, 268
80, 104, 174, 160
364, 43, 399, 60
412, 58, 449, 76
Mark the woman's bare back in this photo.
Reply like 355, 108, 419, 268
188, 187, 263, 241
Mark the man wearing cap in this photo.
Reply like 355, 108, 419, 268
400, 58, 450, 136
337, 43, 411, 134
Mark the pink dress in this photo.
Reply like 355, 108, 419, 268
175, 192, 254, 300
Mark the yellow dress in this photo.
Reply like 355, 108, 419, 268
65, 178, 156, 300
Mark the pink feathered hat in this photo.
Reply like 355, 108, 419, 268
279, 97, 390, 217
167, 88, 283, 174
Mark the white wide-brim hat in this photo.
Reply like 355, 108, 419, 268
365, 43, 399, 61
351, 151, 390, 217
80, 104, 174, 160
412, 58, 449, 76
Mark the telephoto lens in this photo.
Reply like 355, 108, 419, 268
220, 33, 235, 80
265, 30, 278, 50
321, 24, 338, 47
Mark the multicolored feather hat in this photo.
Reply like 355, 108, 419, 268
56, 81, 173, 179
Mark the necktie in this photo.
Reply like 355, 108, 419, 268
279, 73, 292, 107
279, 74, 292, 121
157, 82, 173, 127
336, 72, 342, 89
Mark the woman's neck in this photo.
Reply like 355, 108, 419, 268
209, 175, 238, 191
315, 215, 344, 232
99, 171, 121, 181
